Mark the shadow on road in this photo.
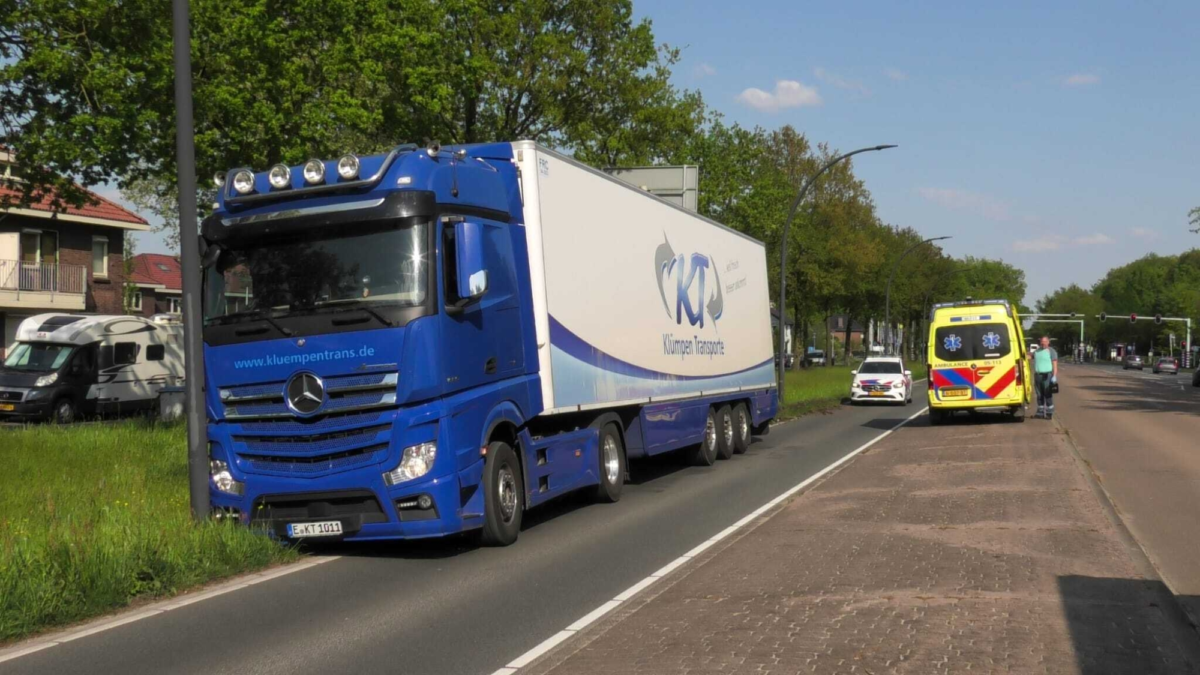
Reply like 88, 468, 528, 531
1057, 575, 1200, 674
1067, 367, 1200, 418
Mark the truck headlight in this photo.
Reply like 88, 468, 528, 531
303, 159, 325, 185
35, 372, 59, 387
268, 164, 291, 189
383, 442, 437, 486
232, 169, 255, 194
210, 459, 245, 495
337, 154, 360, 180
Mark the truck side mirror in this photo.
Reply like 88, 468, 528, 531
454, 221, 488, 302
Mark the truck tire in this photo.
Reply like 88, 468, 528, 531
594, 423, 625, 503
480, 441, 523, 546
715, 405, 735, 460
732, 403, 751, 454
52, 398, 76, 425
689, 408, 719, 466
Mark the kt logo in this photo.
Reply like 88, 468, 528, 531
655, 234, 723, 328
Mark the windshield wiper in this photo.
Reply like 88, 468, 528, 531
330, 305, 395, 327
218, 309, 294, 337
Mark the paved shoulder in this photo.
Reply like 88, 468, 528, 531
525, 410, 1199, 674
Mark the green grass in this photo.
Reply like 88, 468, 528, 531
0, 421, 297, 643
779, 361, 928, 421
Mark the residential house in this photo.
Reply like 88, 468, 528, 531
1, 148, 150, 358
128, 253, 254, 319
827, 314, 867, 350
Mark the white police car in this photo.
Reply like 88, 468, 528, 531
850, 357, 912, 405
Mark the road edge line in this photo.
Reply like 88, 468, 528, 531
493, 405, 930, 675
0, 555, 341, 664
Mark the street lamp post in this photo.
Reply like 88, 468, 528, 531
884, 236, 951, 356
171, 0, 209, 520
777, 144, 897, 388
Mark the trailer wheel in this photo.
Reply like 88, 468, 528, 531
480, 441, 523, 546
594, 423, 625, 503
732, 403, 751, 455
689, 408, 719, 466
715, 405, 735, 460
52, 398, 76, 425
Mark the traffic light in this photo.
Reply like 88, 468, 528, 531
1069, 312, 1076, 318
1130, 313, 1138, 323
1099, 312, 1107, 322
1154, 314, 1163, 324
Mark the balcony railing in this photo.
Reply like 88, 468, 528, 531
0, 259, 88, 295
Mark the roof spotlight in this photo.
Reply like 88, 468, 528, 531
213, 172, 226, 188
337, 154, 360, 180
268, 164, 291, 189
232, 170, 255, 195
303, 159, 325, 185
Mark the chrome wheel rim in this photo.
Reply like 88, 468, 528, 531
602, 435, 621, 484
705, 416, 716, 451
739, 410, 749, 442
722, 411, 734, 448
498, 465, 517, 522
57, 403, 73, 424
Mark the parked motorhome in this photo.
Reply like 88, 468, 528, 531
0, 313, 184, 423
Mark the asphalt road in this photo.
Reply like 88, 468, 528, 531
1, 383, 928, 675
1055, 363, 1200, 627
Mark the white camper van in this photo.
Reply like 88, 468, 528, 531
0, 313, 184, 423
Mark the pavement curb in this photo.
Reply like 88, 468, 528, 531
1054, 415, 1200, 668
0, 555, 340, 665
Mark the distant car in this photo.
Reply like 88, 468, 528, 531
1123, 354, 1144, 370
1152, 358, 1178, 375
1193, 367, 1200, 388
774, 353, 795, 369
850, 357, 912, 405
806, 350, 826, 367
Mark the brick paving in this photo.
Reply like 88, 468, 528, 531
526, 414, 1199, 674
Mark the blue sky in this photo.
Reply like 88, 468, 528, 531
632, 0, 1200, 303
126, 1, 1199, 305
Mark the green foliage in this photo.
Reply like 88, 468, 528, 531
1, 0, 698, 214
0, 421, 296, 641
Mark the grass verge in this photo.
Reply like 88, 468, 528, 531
0, 420, 297, 643
778, 361, 928, 422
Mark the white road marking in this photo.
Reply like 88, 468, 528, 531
491, 405, 930, 675
0, 556, 341, 664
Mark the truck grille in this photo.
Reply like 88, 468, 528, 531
0, 389, 25, 403
219, 372, 398, 421
241, 444, 389, 474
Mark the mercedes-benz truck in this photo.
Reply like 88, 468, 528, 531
201, 141, 778, 545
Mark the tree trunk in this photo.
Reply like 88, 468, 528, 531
843, 313, 854, 365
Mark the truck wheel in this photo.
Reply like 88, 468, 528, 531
594, 423, 625, 503
715, 405, 735, 460
689, 408, 719, 466
732, 403, 751, 454
1011, 406, 1026, 423
480, 441, 523, 546
53, 398, 76, 425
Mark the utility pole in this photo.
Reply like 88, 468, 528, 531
172, 0, 209, 520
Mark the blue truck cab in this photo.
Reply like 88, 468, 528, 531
201, 142, 777, 546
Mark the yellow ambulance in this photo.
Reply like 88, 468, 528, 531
926, 299, 1032, 424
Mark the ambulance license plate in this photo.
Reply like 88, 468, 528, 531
940, 388, 971, 400
287, 521, 343, 538
0, 404, 13, 412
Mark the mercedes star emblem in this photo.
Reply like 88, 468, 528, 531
285, 372, 325, 416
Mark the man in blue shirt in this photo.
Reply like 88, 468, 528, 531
1033, 336, 1058, 419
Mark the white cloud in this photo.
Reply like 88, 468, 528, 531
736, 80, 823, 113
813, 67, 870, 95
1074, 233, 1114, 246
1012, 232, 1114, 253
884, 67, 908, 82
1064, 73, 1100, 87
1013, 235, 1066, 253
1131, 227, 1158, 240
917, 187, 1011, 222
693, 63, 717, 78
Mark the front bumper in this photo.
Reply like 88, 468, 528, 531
850, 388, 906, 402
0, 399, 53, 420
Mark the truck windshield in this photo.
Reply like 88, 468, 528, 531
203, 220, 430, 324
3, 342, 74, 372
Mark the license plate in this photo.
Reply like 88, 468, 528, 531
287, 521, 343, 538
940, 388, 971, 400
868, 391, 887, 397
0, 404, 13, 412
